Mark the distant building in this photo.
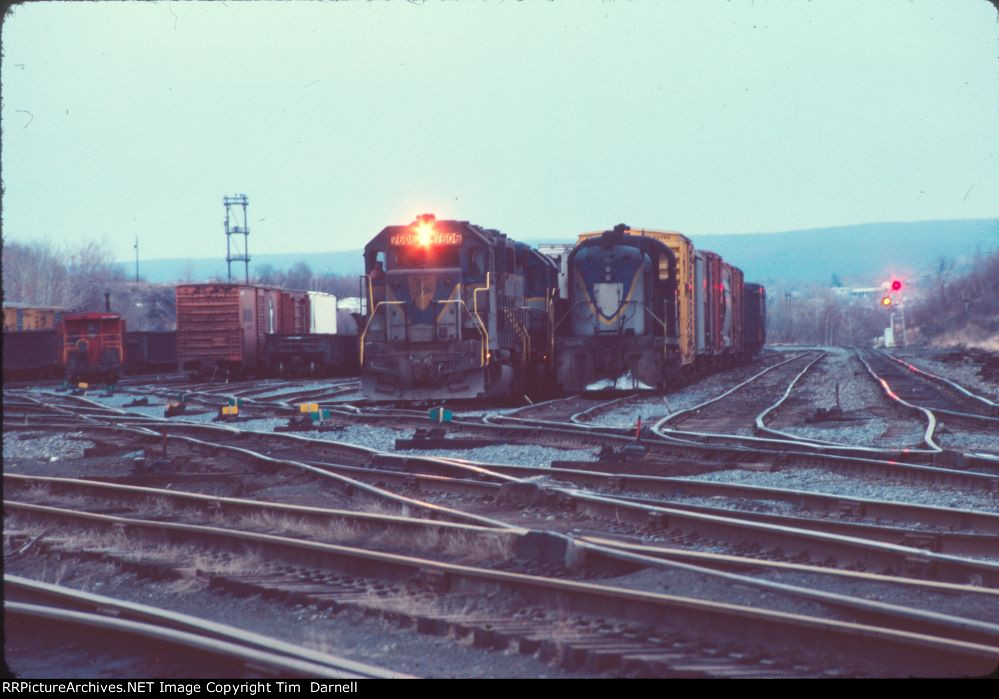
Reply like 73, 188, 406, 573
834, 287, 883, 301
337, 296, 363, 313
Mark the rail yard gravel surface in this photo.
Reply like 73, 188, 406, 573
251, 420, 600, 467
936, 429, 999, 453
2, 431, 92, 462
784, 423, 926, 449
890, 348, 998, 401
767, 348, 929, 449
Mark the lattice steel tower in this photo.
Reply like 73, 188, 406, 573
224, 194, 250, 282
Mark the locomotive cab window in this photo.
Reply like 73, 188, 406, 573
87, 322, 98, 335
465, 247, 486, 281
365, 249, 388, 272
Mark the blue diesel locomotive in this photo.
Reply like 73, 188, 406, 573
555, 224, 681, 391
554, 223, 766, 392
361, 214, 558, 401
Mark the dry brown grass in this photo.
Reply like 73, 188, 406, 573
194, 507, 516, 565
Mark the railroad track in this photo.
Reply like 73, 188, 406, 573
7, 481, 999, 647
6, 499, 998, 677
857, 349, 999, 452
655, 352, 823, 437
875, 351, 999, 417
7, 391, 998, 492
7, 391, 999, 676
6, 422, 997, 586
507, 393, 641, 425
11, 357, 997, 479
5, 576, 402, 678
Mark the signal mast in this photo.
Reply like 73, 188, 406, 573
881, 278, 905, 348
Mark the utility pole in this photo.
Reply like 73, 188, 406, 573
134, 236, 139, 283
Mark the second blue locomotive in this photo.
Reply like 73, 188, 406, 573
555, 224, 682, 390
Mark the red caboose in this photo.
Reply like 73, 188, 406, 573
61, 312, 126, 384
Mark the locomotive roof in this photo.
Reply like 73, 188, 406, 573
579, 226, 691, 245
573, 225, 678, 261
365, 219, 512, 252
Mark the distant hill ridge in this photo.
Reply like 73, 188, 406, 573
129, 218, 998, 286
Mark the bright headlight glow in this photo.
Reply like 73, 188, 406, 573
416, 221, 434, 246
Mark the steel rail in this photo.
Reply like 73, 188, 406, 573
877, 350, 998, 412
4, 576, 407, 678
755, 352, 840, 442
568, 538, 999, 648
6, 500, 997, 676
855, 348, 941, 451
148, 430, 518, 529
399, 457, 999, 533
589, 491, 997, 557
3, 419, 515, 529
5, 601, 379, 678
6, 408, 997, 491
3, 472, 521, 543
576, 535, 999, 599
552, 489, 999, 586
653, 351, 816, 429
32, 420, 991, 585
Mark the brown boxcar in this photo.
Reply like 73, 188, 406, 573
729, 264, 745, 360
703, 251, 724, 358
743, 283, 767, 354
176, 283, 284, 374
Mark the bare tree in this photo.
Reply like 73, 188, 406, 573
284, 261, 314, 290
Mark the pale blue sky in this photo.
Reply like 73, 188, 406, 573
2, 0, 997, 261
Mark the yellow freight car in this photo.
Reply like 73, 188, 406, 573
3, 304, 68, 332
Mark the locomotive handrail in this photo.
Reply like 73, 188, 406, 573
436, 294, 480, 348
364, 273, 375, 319
472, 273, 491, 366
552, 302, 579, 331
358, 300, 405, 366
548, 288, 557, 363
360, 298, 489, 370
642, 303, 668, 333
446, 298, 489, 368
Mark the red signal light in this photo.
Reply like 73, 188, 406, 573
881, 296, 893, 307
891, 279, 902, 292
